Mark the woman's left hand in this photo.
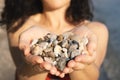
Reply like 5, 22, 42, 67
61, 25, 97, 76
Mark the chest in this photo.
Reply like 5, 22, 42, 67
8, 26, 74, 47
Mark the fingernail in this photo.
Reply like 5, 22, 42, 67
60, 73, 65, 78
36, 59, 43, 63
51, 70, 55, 75
56, 71, 60, 76
69, 62, 75, 67
75, 57, 81, 61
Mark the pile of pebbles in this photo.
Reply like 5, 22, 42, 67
30, 32, 88, 71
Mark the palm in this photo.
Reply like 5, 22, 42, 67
62, 25, 97, 73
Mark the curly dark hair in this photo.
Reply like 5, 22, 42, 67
1, 0, 93, 32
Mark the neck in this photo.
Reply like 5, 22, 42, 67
40, 4, 70, 29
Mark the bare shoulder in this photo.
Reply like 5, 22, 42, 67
22, 14, 41, 27
87, 21, 109, 67
14, 14, 41, 34
87, 21, 109, 33
87, 21, 109, 38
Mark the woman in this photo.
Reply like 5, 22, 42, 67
1, 0, 108, 80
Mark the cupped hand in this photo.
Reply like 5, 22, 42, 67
18, 26, 59, 74
62, 25, 97, 74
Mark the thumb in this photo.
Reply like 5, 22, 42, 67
87, 34, 97, 56
19, 37, 32, 56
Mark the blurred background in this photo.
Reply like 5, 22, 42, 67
0, 0, 120, 80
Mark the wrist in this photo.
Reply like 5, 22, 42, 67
69, 63, 99, 80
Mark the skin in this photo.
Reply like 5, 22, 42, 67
8, 0, 109, 80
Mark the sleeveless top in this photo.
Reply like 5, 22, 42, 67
46, 73, 71, 80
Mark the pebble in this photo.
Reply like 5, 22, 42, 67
30, 32, 88, 71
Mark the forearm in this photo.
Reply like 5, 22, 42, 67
16, 64, 48, 80
69, 63, 99, 80
17, 72, 48, 80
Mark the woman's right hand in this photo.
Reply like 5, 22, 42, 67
18, 26, 58, 73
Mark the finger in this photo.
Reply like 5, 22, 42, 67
25, 55, 43, 65
19, 33, 30, 49
69, 68, 74, 73
63, 67, 70, 74
32, 64, 45, 72
19, 40, 32, 57
63, 67, 73, 74
50, 66, 57, 75
42, 62, 52, 71
67, 60, 76, 68
59, 73, 65, 78
67, 59, 85, 70
19, 40, 29, 50
73, 62, 85, 70
18, 32, 33, 50
55, 71, 60, 76
24, 46, 31, 56
75, 52, 96, 64
87, 34, 97, 55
